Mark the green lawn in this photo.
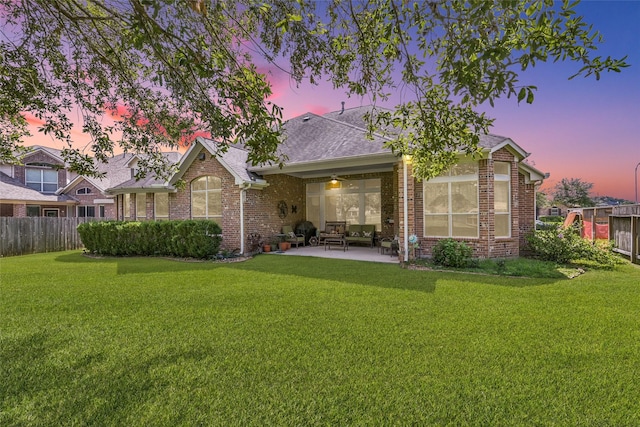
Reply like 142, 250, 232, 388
1, 252, 639, 426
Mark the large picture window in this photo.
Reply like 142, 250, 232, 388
424, 162, 478, 238
155, 193, 169, 220
136, 193, 147, 220
494, 162, 511, 238
25, 164, 58, 193
123, 194, 130, 219
191, 176, 222, 219
306, 178, 381, 230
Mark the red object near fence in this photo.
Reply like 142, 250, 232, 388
581, 220, 609, 240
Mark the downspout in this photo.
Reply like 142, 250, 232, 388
403, 156, 410, 262
240, 183, 249, 255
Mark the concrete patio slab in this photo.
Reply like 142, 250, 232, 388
266, 245, 399, 264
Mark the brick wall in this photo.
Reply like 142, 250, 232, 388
518, 176, 536, 254
18, 151, 68, 189
66, 180, 116, 219
411, 150, 524, 260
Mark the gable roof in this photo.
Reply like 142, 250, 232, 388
21, 145, 66, 164
169, 138, 267, 188
106, 151, 182, 194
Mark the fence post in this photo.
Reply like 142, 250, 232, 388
632, 216, 638, 265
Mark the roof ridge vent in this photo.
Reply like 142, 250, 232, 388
302, 116, 310, 122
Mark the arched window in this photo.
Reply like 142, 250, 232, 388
76, 187, 92, 195
191, 176, 222, 219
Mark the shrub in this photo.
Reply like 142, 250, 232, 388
538, 215, 564, 223
78, 220, 222, 259
526, 225, 621, 268
432, 239, 473, 268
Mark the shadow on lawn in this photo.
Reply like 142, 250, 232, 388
55, 252, 560, 291
227, 256, 561, 291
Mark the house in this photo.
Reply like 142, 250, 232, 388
0, 145, 180, 219
105, 105, 545, 260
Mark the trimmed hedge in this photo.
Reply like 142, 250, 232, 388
78, 220, 222, 259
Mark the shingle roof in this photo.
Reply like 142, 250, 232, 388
200, 138, 264, 183
271, 105, 515, 167
107, 152, 182, 191
0, 171, 77, 203
276, 110, 392, 165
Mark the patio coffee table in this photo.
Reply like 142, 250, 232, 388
324, 235, 347, 251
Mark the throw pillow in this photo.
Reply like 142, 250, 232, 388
363, 231, 372, 238
288, 231, 296, 238
351, 232, 360, 237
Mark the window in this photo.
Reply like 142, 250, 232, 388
306, 178, 381, 230
494, 162, 511, 238
25, 164, 58, 193
136, 193, 147, 220
191, 176, 222, 219
124, 194, 130, 219
26, 205, 40, 217
76, 187, 92, 195
77, 206, 96, 217
155, 193, 169, 220
424, 162, 478, 238
99, 205, 105, 218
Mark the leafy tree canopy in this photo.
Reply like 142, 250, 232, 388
553, 177, 595, 207
0, 0, 628, 180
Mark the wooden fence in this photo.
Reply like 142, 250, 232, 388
0, 217, 91, 257
609, 204, 640, 265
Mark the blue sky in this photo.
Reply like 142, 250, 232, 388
271, 0, 640, 201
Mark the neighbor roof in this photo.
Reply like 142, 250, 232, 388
0, 171, 77, 204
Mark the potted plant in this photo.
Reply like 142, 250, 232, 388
262, 243, 271, 252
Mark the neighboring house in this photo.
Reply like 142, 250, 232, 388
0, 145, 180, 219
106, 105, 546, 259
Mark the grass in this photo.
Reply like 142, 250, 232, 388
1, 251, 639, 425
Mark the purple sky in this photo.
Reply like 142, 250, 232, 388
265, 1, 640, 202
20, 1, 639, 201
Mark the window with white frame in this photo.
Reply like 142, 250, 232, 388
76, 187, 92, 195
306, 178, 381, 230
25, 164, 58, 193
424, 161, 478, 238
155, 193, 169, 220
494, 161, 511, 238
136, 193, 147, 220
191, 176, 222, 219
77, 205, 96, 217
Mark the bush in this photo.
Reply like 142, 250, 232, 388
78, 220, 222, 259
538, 215, 564, 223
526, 225, 621, 268
432, 239, 473, 268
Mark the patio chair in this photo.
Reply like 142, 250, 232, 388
379, 238, 398, 256
282, 225, 305, 248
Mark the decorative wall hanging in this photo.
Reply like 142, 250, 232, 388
277, 200, 288, 218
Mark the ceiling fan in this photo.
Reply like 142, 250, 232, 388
329, 174, 345, 184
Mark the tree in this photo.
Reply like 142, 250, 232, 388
0, 0, 628, 179
537, 191, 551, 208
552, 177, 595, 207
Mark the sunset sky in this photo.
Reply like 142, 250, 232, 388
264, 0, 640, 202
22, 1, 639, 202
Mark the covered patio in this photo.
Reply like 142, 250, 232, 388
266, 244, 399, 264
